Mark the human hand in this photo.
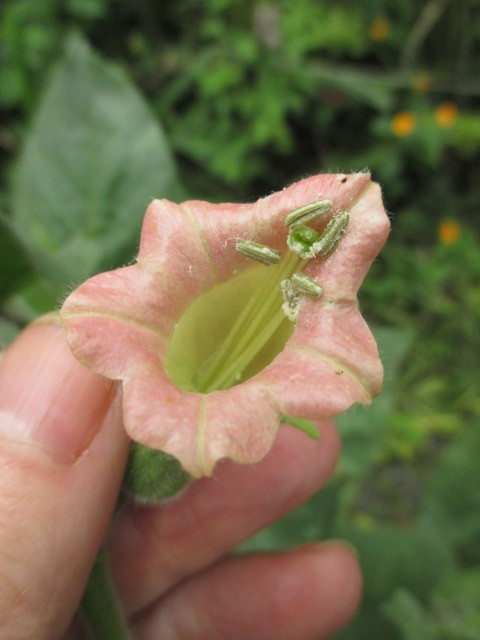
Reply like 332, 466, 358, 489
0, 318, 361, 639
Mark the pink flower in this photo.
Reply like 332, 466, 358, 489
61, 173, 389, 477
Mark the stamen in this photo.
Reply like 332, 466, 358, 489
280, 279, 301, 321
284, 200, 332, 226
311, 211, 350, 257
190, 203, 346, 393
291, 273, 323, 298
236, 239, 281, 265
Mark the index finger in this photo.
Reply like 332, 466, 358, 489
109, 420, 341, 616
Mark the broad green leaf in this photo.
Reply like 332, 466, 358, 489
0, 215, 31, 300
10, 33, 184, 299
0, 318, 20, 347
4, 278, 58, 323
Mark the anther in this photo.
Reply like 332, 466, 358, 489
311, 211, 350, 257
284, 200, 333, 227
291, 273, 323, 298
235, 240, 281, 265
280, 279, 300, 322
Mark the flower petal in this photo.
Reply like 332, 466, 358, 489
122, 371, 278, 477
259, 305, 381, 419
256, 181, 389, 421
177, 171, 372, 279
303, 181, 389, 298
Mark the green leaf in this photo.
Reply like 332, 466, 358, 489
0, 215, 31, 300
10, 33, 184, 299
4, 277, 58, 322
0, 318, 20, 347
65, 0, 107, 20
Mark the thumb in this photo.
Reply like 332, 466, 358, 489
0, 315, 129, 639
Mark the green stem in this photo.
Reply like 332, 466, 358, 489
82, 548, 132, 640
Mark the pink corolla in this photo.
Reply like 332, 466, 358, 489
61, 173, 390, 477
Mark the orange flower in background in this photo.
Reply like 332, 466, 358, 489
369, 17, 390, 41
438, 219, 461, 245
391, 112, 416, 137
435, 102, 458, 128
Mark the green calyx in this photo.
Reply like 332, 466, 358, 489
123, 443, 190, 502
280, 414, 321, 439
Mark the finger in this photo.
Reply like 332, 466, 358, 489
132, 542, 361, 640
0, 317, 129, 639
109, 421, 340, 615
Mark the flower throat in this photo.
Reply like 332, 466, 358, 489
166, 201, 349, 394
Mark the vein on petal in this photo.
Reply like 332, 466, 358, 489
61, 310, 169, 343
196, 395, 209, 476
285, 344, 373, 400
347, 179, 375, 214
180, 203, 220, 281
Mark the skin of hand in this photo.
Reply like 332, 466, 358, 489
0, 317, 362, 640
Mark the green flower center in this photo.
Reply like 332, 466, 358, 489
166, 250, 304, 393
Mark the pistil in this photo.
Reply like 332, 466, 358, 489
195, 250, 305, 393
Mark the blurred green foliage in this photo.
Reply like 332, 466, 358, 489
1, 0, 479, 637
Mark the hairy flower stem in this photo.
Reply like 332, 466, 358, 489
82, 549, 132, 640
196, 251, 307, 393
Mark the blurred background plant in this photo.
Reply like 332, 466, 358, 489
1, 0, 479, 637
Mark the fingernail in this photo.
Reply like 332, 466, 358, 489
0, 318, 115, 464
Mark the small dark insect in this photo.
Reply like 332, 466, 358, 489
341, 176, 347, 183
